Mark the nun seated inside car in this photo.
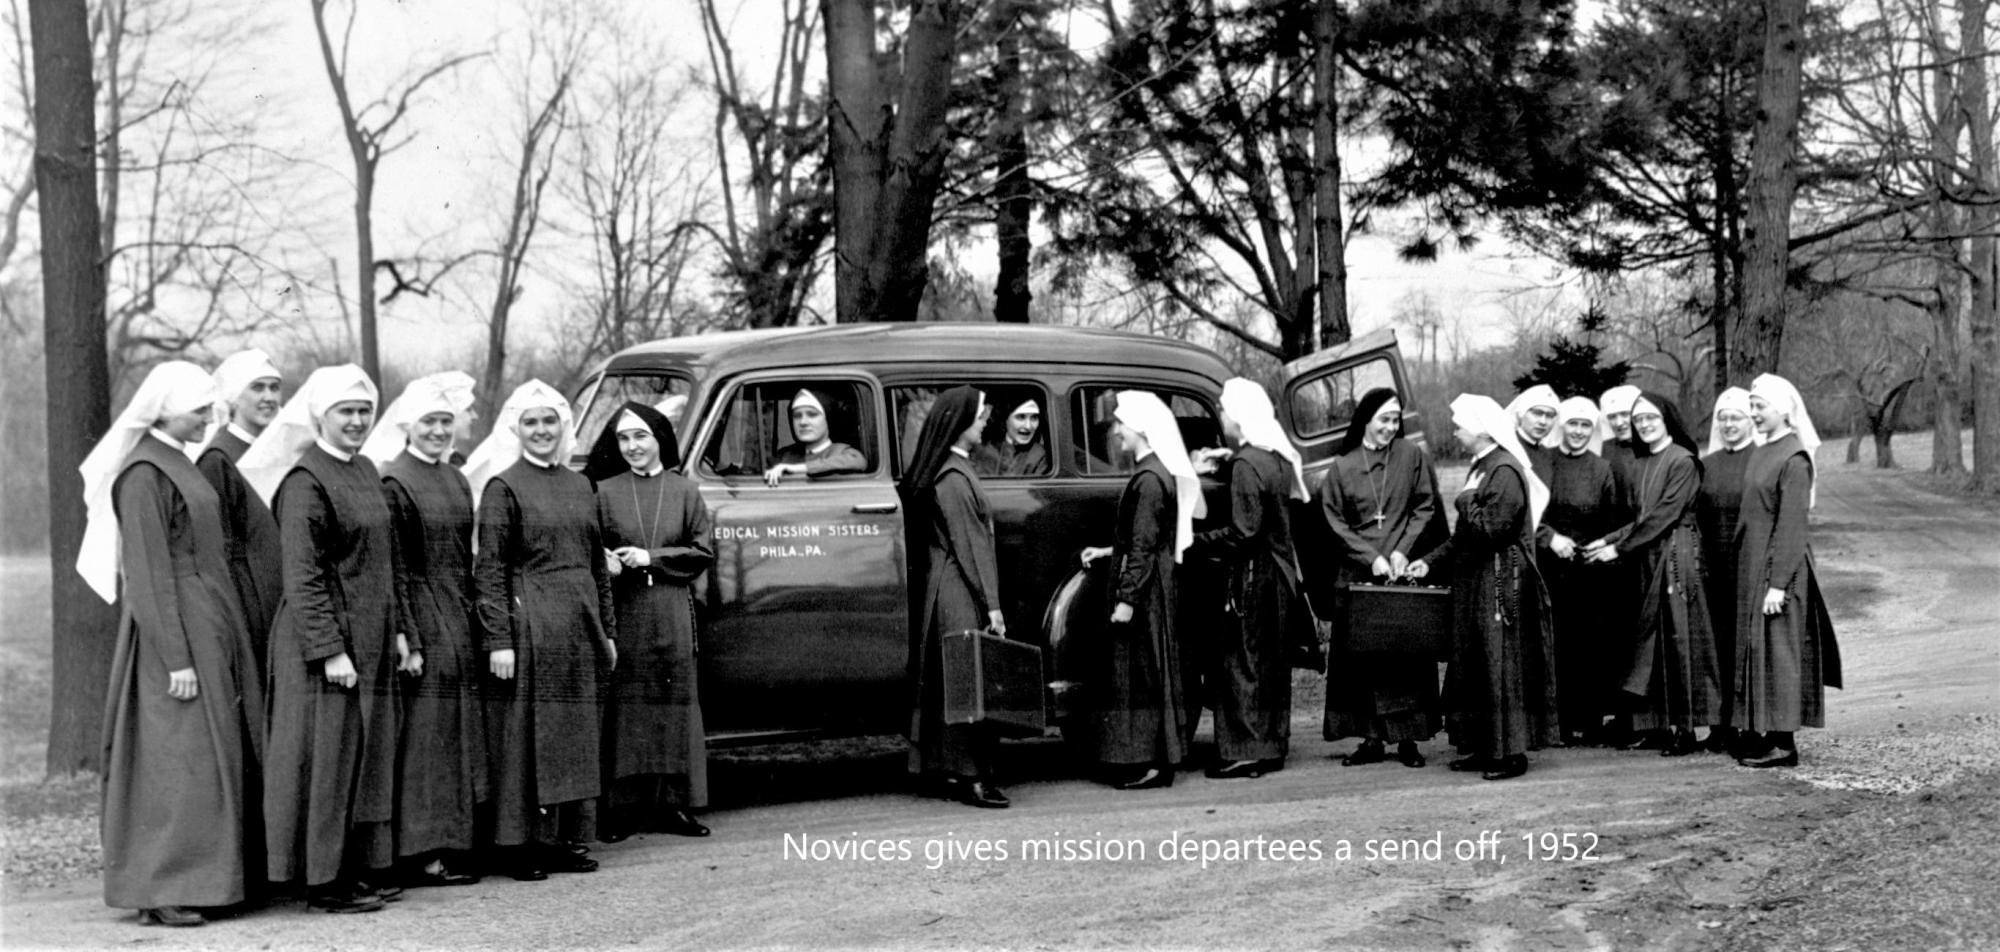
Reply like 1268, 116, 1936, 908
692, 382, 874, 484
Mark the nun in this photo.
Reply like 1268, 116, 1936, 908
762, 388, 868, 485
1407, 395, 1558, 781
1537, 397, 1623, 744
1733, 375, 1841, 768
243, 365, 402, 913
974, 397, 1050, 477
1582, 393, 1721, 756
1078, 391, 1201, 789
363, 372, 486, 887
86, 362, 264, 927
1506, 384, 1561, 482
1187, 379, 1306, 779
1698, 387, 1757, 753
466, 381, 618, 878
1317, 388, 1448, 769
194, 349, 286, 672
901, 387, 1012, 808
586, 401, 716, 837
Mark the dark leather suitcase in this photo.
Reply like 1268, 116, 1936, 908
941, 629, 1047, 738
1342, 583, 1452, 658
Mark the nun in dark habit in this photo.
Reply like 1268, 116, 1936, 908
1582, 392, 1722, 757
466, 380, 619, 879
762, 387, 869, 484
1698, 386, 1757, 754
1537, 397, 1623, 744
1079, 391, 1202, 790
364, 372, 487, 887
902, 386, 1012, 808
1317, 388, 1448, 769
243, 365, 404, 914
587, 401, 716, 838
1187, 379, 1307, 780
194, 349, 286, 674
87, 362, 264, 928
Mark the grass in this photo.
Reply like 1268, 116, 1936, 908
0, 554, 102, 893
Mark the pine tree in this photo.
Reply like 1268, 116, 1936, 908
1514, 306, 1631, 399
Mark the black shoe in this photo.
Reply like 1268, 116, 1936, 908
1481, 755, 1528, 781
403, 860, 480, 888
1448, 754, 1492, 773
1623, 730, 1671, 751
351, 880, 403, 903
1661, 730, 1700, 757
1702, 726, 1736, 754
1397, 742, 1426, 768
1204, 760, 1266, 780
1737, 747, 1798, 769
306, 889, 386, 914
656, 809, 711, 837
958, 781, 1010, 809
1341, 741, 1386, 767
500, 860, 548, 882
1117, 767, 1173, 790
540, 847, 599, 874
137, 906, 205, 927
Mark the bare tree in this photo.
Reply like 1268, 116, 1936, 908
308, 0, 479, 382
1961, 0, 1998, 491
1736, 0, 1811, 381
696, 0, 830, 329
29, 0, 115, 775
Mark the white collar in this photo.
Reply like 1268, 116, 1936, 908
315, 437, 354, 462
1362, 436, 1389, 452
633, 462, 664, 477
407, 444, 441, 465
1135, 447, 1156, 462
227, 422, 259, 444
523, 452, 557, 469
802, 437, 832, 455
949, 446, 970, 459
147, 427, 187, 451
1472, 444, 1498, 463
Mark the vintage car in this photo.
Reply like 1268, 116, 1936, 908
569, 323, 1417, 744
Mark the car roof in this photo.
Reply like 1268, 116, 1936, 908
596, 323, 1235, 385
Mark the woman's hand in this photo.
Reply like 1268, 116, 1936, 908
323, 652, 359, 689
602, 639, 619, 671
167, 667, 199, 701
1389, 551, 1410, 578
1371, 555, 1392, 578
1583, 543, 1619, 564
1080, 546, 1114, 566
1548, 532, 1576, 559
1110, 602, 1134, 624
987, 610, 1007, 636
604, 550, 623, 577
1762, 587, 1786, 616
1404, 559, 1429, 580
490, 648, 516, 680
762, 463, 803, 487
617, 546, 652, 568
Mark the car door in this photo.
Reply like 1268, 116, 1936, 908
685, 370, 909, 740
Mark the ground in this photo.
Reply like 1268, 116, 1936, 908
1, 431, 1995, 950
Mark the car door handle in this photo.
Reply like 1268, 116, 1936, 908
851, 502, 898, 514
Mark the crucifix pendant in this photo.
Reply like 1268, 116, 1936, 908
1372, 510, 1385, 527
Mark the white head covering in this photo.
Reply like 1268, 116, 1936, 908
1450, 393, 1551, 531
213, 348, 282, 404
462, 379, 575, 506
237, 364, 379, 504
791, 388, 825, 415
361, 371, 477, 464
1707, 386, 1757, 456
1749, 374, 1822, 507
1556, 396, 1605, 456
1506, 384, 1562, 448
1220, 378, 1308, 501
1009, 398, 1040, 417
1113, 390, 1203, 561
1599, 384, 1642, 445
75, 361, 218, 603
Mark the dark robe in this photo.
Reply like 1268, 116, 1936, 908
196, 427, 282, 675
596, 467, 713, 812
774, 441, 868, 477
1604, 444, 1723, 731
380, 450, 487, 858
1428, 449, 1560, 759
907, 454, 1005, 778
1536, 448, 1624, 735
974, 439, 1050, 477
1517, 436, 1556, 485
1317, 439, 1448, 743
1187, 446, 1298, 762
264, 443, 399, 888
1698, 444, 1754, 729
101, 435, 265, 910
1091, 454, 1188, 767
1732, 434, 1842, 732
474, 459, 617, 847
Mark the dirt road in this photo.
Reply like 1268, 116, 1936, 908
3, 448, 1995, 951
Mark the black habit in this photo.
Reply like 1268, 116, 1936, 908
195, 426, 282, 675
1732, 434, 1841, 732
1091, 454, 1189, 768
1188, 446, 1300, 762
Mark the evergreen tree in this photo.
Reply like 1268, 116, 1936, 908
1514, 306, 1632, 399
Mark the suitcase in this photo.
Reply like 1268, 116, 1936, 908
1342, 582, 1452, 658
941, 629, 1048, 738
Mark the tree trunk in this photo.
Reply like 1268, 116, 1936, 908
1313, 0, 1348, 348
355, 165, 379, 381
1962, 0, 1999, 492
993, 13, 1031, 324
1734, 0, 1807, 380
825, 0, 961, 324
1924, 0, 1967, 476
31, 0, 117, 776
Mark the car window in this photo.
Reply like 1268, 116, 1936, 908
1069, 385, 1222, 476
577, 372, 693, 448
1287, 357, 1397, 440
887, 383, 1052, 479
699, 379, 878, 479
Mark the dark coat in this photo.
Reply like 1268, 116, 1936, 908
1091, 455, 1188, 767
1188, 446, 1299, 761
1698, 445, 1754, 726
100, 435, 265, 910
1605, 444, 1723, 730
264, 444, 399, 886
907, 454, 1005, 778
380, 450, 488, 857
1536, 447, 1624, 733
1732, 434, 1841, 732
195, 427, 282, 674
